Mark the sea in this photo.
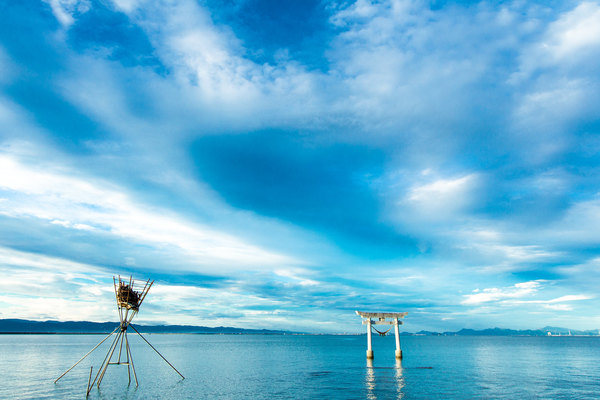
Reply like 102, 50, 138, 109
1, 334, 599, 399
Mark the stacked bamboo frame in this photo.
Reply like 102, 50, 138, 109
54, 275, 184, 397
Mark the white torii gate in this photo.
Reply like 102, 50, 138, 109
356, 311, 408, 359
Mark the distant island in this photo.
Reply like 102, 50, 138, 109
1, 319, 599, 336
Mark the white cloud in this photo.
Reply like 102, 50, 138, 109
507, 294, 593, 312
509, 76, 595, 162
0, 154, 297, 271
274, 268, 319, 287
160, 1, 256, 99
508, 3, 600, 162
400, 173, 479, 221
407, 174, 477, 204
0, 247, 114, 321
477, 244, 560, 265
0, 246, 326, 329
0, 246, 101, 275
462, 280, 543, 305
515, 2, 600, 77
324, 0, 509, 139
84, 0, 518, 146
543, 2, 600, 61
463, 281, 592, 314
552, 197, 600, 243
543, 304, 572, 311
514, 281, 541, 290
109, 0, 142, 14
44, 0, 91, 27
145, 283, 287, 326
93, 0, 324, 135
514, 79, 587, 122
548, 295, 592, 303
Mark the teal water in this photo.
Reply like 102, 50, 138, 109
1, 334, 599, 399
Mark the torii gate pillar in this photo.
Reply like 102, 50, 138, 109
356, 311, 408, 360
394, 318, 402, 359
366, 318, 373, 359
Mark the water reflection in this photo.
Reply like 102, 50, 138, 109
395, 359, 405, 399
364, 359, 405, 399
366, 359, 376, 399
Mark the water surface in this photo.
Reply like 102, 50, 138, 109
1, 334, 599, 399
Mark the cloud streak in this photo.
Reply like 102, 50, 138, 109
462, 281, 593, 313
0, 153, 297, 271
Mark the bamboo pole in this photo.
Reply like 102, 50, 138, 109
126, 333, 131, 384
97, 331, 122, 387
86, 366, 93, 398
138, 280, 154, 308
126, 332, 139, 386
118, 329, 125, 363
114, 276, 122, 324
129, 324, 185, 379
89, 330, 121, 389
139, 279, 150, 302
128, 275, 132, 306
127, 310, 137, 325
54, 326, 120, 383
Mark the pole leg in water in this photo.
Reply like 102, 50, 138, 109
54, 326, 119, 384
97, 330, 122, 387
130, 324, 185, 379
86, 366, 93, 398
126, 332, 139, 387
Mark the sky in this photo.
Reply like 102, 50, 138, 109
1, 0, 600, 333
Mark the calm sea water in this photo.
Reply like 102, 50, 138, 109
1, 334, 599, 399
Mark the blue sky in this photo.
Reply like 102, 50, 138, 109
1, 0, 600, 333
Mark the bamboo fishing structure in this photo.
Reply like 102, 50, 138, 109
54, 276, 184, 397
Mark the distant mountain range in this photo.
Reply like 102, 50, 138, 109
409, 327, 600, 336
0, 319, 292, 334
1, 319, 599, 336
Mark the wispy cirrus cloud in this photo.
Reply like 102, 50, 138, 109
0, 153, 297, 271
